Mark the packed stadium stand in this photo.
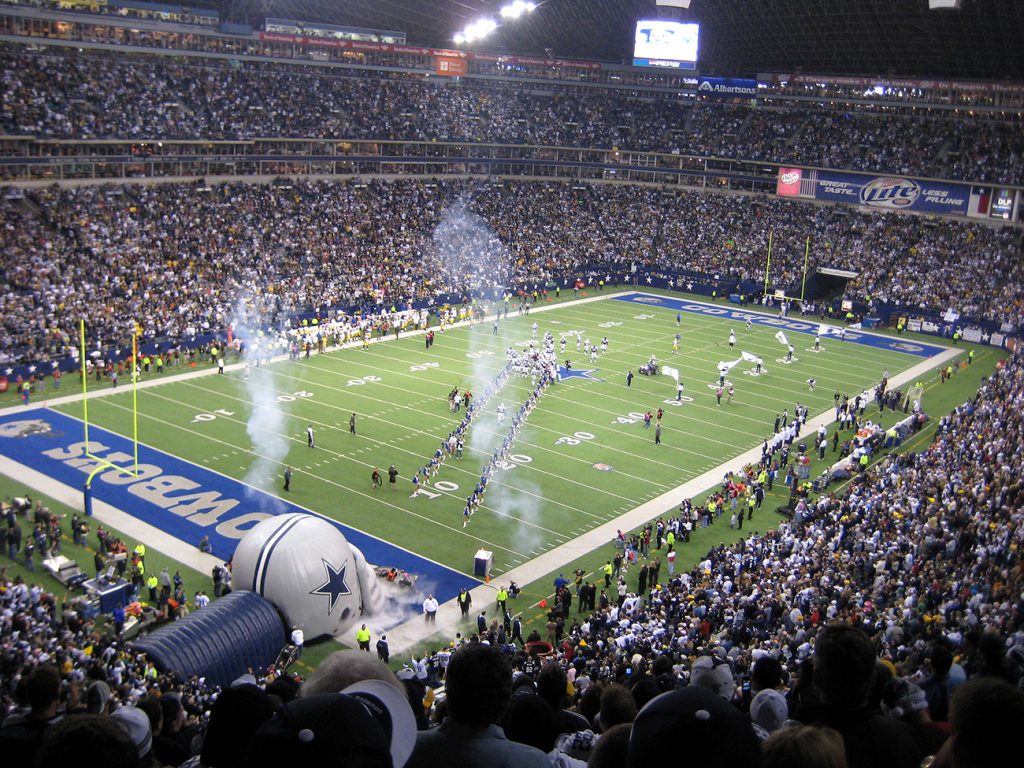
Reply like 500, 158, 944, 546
1, 0, 1023, 766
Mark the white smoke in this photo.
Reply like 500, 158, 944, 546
366, 575, 442, 633
429, 197, 549, 560
232, 296, 290, 512
487, 471, 545, 555
430, 195, 510, 456
429, 196, 509, 298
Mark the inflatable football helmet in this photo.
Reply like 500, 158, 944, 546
233, 513, 383, 641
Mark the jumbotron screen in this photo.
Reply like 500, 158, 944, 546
633, 20, 699, 69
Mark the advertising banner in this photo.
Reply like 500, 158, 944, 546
436, 55, 467, 77
812, 171, 970, 215
697, 76, 758, 98
990, 188, 1016, 220
772, 73, 1024, 95
776, 167, 803, 197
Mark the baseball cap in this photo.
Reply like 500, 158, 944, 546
86, 680, 112, 715
111, 706, 153, 758
245, 681, 415, 768
690, 655, 735, 701
628, 686, 763, 768
231, 673, 259, 688
880, 678, 929, 719
342, 679, 417, 767
750, 688, 788, 734
200, 685, 277, 768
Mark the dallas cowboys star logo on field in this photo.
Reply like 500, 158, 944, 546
310, 558, 351, 614
557, 366, 603, 382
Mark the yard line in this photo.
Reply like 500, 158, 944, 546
135, 383, 597, 532
278, 352, 745, 473
237, 366, 658, 510
85, 396, 539, 559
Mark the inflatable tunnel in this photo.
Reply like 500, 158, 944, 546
131, 591, 285, 688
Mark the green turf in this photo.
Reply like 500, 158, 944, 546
3, 289, 1002, 671
50, 290, 958, 579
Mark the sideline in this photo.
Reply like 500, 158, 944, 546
373, 332, 962, 654
0, 291, 961, 655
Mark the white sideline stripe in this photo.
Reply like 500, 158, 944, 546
0, 454, 221, 576
375, 342, 961, 655
0, 291, 961, 656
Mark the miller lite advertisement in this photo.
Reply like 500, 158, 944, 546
811, 170, 970, 215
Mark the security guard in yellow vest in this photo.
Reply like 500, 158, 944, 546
356, 623, 371, 651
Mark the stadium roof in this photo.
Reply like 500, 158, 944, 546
223, 0, 1024, 81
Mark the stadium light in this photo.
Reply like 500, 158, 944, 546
501, 1, 536, 18
459, 18, 497, 43
928, 1, 962, 8
455, 3, 534, 44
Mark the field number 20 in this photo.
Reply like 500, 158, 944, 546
556, 431, 595, 446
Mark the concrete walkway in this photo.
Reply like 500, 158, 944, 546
0, 292, 959, 656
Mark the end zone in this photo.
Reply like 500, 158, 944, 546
612, 292, 950, 358
0, 409, 476, 613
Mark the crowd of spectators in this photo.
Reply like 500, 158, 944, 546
2, 46, 1024, 184
2, 350, 1022, 767
2, 178, 1019, 365
2, 24, 1024, 768
408, 349, 1024, 767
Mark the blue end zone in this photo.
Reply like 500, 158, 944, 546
613, 293, 947, 358
0, 410, 476, 604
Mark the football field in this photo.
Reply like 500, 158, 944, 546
44, 291, 945, 582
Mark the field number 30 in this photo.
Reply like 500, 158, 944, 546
556, 431, 595, 446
